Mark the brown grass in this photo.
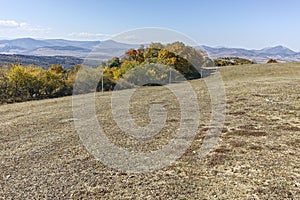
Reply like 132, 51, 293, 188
228, 130, 268, 137
1, 62, 300, 199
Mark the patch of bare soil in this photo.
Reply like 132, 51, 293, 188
1, 63, 300, 199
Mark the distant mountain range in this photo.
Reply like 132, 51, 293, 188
1, 38, 300, 65
0, 38, 138, 61
200, 45, 300, 63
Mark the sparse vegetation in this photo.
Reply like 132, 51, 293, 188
213, 57, 256, 66
267, 58, 278, 63
1, 62, 299, 199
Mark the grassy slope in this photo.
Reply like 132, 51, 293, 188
0, 62, 300, 199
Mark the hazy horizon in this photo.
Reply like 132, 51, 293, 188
0, 36, 298, 52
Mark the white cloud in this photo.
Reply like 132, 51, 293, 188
0, 19, 51, 35
69, 32, 111, 40
0, 20, 19, 27
19, 22, 51, 32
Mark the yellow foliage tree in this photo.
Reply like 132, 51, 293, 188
7, 64, 32, 99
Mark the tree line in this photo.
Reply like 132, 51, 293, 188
0, 42, 211, 104
0, 54, 83, 69
0, 64, 77, 103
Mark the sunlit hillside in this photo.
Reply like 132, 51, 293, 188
1, 62, 299, 199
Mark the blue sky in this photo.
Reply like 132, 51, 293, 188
1, 0, 300, 50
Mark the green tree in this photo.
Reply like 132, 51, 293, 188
107, 57, 121, 68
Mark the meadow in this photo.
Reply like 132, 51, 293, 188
0, 62, 299, 199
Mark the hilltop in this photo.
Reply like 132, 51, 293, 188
1, 62, 299, 199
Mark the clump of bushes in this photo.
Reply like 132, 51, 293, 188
214, 57, 256, 66
266, 59, 278, 64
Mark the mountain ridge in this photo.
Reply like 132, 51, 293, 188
1, 38, 300, 63
200, 45, 300, 63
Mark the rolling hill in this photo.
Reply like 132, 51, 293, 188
1, 62, 299, 198
0, 54, 83, 69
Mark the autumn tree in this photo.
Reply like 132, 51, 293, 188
7, 64, 31, 99
0, 41, 212, 104
136, 45, 145, 63
267, 59, 278, 64
124, 48, 138, 61
0, 66, 11, 102
26, 65, 45, 98
97, 67, 116, 91
108, 60, 140, 81
120, 63, 181, 88
48, 64, 66, 74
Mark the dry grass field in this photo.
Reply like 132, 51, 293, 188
1, 62, 300, 199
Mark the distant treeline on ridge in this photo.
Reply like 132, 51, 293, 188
0, 54, 83, 69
